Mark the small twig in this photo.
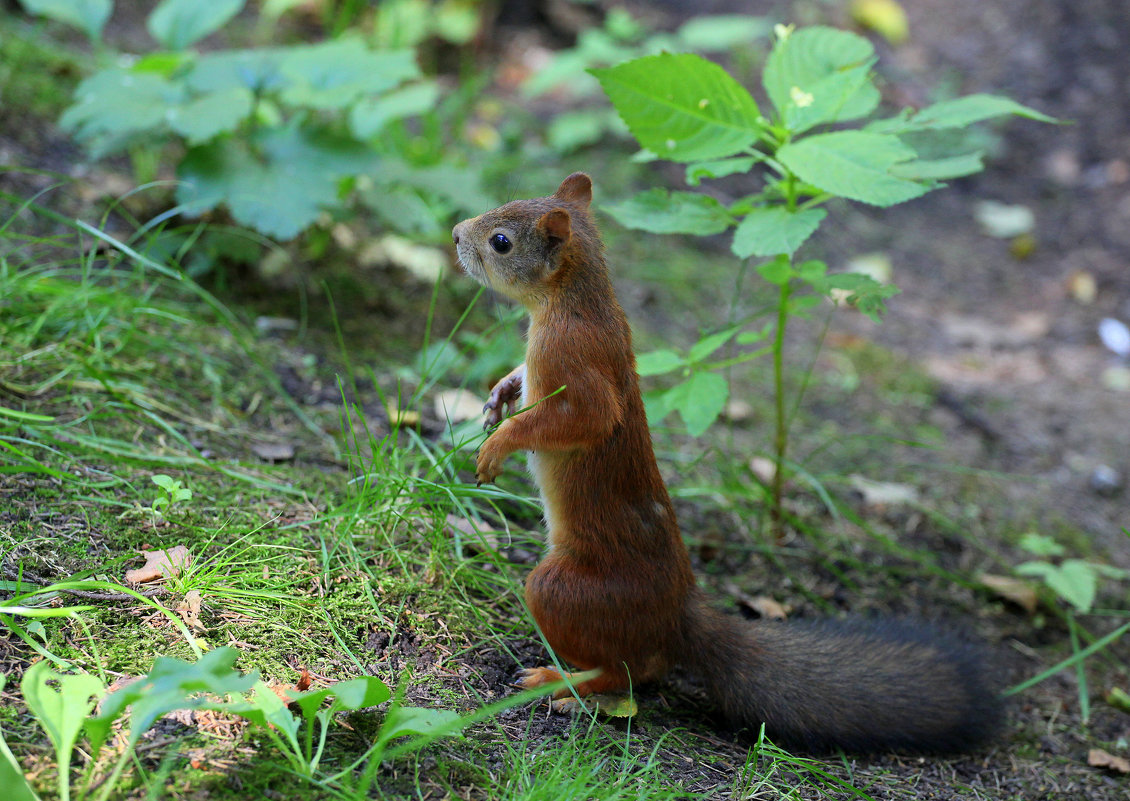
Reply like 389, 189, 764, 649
935, 388, 1003, 444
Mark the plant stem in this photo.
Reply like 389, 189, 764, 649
770, 279, 792, 539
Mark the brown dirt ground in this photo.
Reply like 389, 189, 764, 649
3, 0, 1129, 799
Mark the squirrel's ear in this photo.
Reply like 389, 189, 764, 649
553, 173, 592, 209
537, 208, 572, 251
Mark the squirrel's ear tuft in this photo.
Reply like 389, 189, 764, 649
553, 173, 592, 209
537, 208, 572, 251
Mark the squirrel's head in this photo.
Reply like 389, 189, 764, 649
452, 173, 596, 305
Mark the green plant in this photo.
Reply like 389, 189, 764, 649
1, 644, 476, 800
590, 24, 1055, 532
524, 8, 772, 154
21, 0, 491, 241
149, 473, 192, 517
1005, 532, 1130, 723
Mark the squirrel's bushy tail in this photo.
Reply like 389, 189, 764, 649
681, 599, 1003, 753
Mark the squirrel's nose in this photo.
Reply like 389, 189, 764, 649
452, 223, 463, 245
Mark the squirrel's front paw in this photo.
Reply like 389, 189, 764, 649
483, 366, 525, 429
475, 443, 504, 485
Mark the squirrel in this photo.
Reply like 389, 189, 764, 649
451, 173, 1003, 753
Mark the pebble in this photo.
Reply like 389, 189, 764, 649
1089, 464, 1123, 497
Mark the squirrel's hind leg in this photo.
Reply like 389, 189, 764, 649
518, 665, 632, 713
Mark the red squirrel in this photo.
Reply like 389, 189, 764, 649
451, 173, 1002, 752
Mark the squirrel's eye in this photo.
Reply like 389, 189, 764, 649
489, 233, 512, 254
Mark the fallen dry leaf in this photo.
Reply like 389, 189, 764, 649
251, 441, 297, 462
743, 595, 789, 621
849, 475, 919, 508
386, 404, 421, 428
433, 389, 485, 424
125, 545, 192, 584
175, 590, 206, 633
979, 574, 1039, 614
1087, 748, 1130, 774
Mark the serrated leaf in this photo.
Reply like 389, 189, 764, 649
763, 26, 879, 134
602, 189, 732, 235
592, 53, 763, 162
279, 40, 420, 109
635, 349, 684, 376
732, 207, 826, 258
18, 0, 111, 39
778, 131, 930, 207
688, 326, 742, 363
685, 156, 758, 186
168, 88, 254, 144
177, 125, 378, 239
148, 0, 246, 50
349, 81, 440, 138
1017, 560, 1097, 613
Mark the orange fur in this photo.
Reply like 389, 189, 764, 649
451, 174, 1002, 753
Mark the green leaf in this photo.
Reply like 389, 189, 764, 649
1019, 532, 1066, 557
685, 156, 758, 186
380, 706, 463, 740
148, 0, 246, 50
61, 69, 186, 156
289, 676, 391, 720
21, 661, 104, 792
675, 15, 773, 51
688, 325, 742, 363
279, 40, 420, 110
168, 88, 254, 144
675, 371, 728, 437
18, 0, 111, 39
870, 94, 1058, 134
602, 189, 732, 235
87, 647, 258, 759
362, 186, 443, 236
820, 271, 900, 322
732, 207, 826, 258
635, 349, 684, 376
890, 152, 984, 180
177, 124, 378, 239
545, 110, 609, 154
0, 677, 41, 801
763, 26, 879, 134
592, 53, 763, 162
1017, 560, 1097, 613
349, 81, 440, 138
756, 255, 793, 285
187, 49, 289, 93
778, 131, 931, 207
221, 680, 303, 753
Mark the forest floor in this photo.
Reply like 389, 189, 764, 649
2, 0, 1128, 799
